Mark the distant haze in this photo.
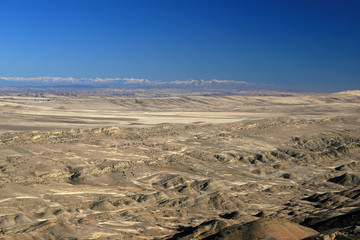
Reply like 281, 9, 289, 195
0, 76, 257, 90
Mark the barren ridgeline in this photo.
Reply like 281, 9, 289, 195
0, 90, 360, 239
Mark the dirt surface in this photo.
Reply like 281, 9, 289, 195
1, 90, 359, 133
0, 90, 359, 239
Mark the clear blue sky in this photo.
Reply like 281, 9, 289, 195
0, 0, 359, 91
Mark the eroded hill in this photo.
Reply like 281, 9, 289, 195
0, 115, 359, 239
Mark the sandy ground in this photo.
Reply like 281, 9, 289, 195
0, 90, 359, 239
0, 90, 359, 133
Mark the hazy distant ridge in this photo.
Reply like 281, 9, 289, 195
0, 76, 254, 90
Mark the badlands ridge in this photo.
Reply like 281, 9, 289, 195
0, 90, 359, 239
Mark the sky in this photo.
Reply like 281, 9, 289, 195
0, 0, 359, 92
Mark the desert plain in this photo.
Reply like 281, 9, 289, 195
0, 89, 360, 239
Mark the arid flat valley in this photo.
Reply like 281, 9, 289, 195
0, 90, 359, 239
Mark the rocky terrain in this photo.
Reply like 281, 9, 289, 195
0, 90, 359, 239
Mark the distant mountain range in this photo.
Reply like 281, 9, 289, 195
0, 76, 262, 90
